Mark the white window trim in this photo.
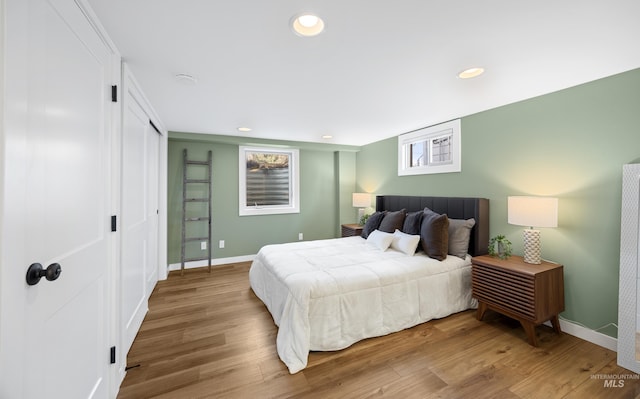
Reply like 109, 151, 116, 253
239, 146, 300, 216
398, 119, 461, 176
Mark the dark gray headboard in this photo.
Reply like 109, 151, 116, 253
376, 195, 489, 256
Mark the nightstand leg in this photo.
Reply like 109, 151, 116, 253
476, 302, 488, 321
520, 321, 538, 347
550, 315, 562, 334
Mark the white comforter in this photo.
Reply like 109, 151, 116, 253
249, 236, 476, 373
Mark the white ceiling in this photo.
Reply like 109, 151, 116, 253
87, 0, 640, 146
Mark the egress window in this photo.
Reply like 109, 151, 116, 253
398, 119, 461, 176
239, 146, 300, 216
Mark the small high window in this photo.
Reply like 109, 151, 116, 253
398, 119, 461, 176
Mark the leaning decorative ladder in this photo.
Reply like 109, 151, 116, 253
180, 149, 213, 275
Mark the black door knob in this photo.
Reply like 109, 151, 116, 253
26, 263, 62, 286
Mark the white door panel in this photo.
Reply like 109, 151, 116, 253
121, 93, 149, 352
146, 126, 160, 293
1, 0, 115, 397
29, 0, 106, 261
44, 278, 105, 397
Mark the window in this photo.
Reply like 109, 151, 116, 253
239, 146, 300, 216
398, 119, 461, 176
430, 134, 452, 164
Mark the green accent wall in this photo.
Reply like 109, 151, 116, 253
167, 134, 360, 265
356, 68, 640, 338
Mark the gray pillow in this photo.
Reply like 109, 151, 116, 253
420, 208, 449, 261
378, 209, 406, 233
361, 211, 386, 239
448, 218, 476, 259
402, 211, 423, 235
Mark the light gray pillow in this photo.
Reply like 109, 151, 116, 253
448, 218, 476, 259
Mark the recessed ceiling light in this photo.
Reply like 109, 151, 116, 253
291, 13, 325, 37
237, 127, 252, 132
458, 67, 485, 79
321, 135, 333, 139
175, 73, 198, 85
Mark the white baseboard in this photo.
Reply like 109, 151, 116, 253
168, 254, 257, 272
544, 319, 617, 352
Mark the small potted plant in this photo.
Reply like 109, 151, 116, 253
488, 234, 512, 259
359, 213, 371, 226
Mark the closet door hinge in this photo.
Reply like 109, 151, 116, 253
110, 346, 116, 364
111, 85, 118, 102
111, 215, 117, 232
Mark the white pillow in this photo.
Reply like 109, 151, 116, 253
366, 229, 394, 251
391, 229, 421, 255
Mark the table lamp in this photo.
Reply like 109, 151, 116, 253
507, 196, 558, 264
352, 193, 372, 222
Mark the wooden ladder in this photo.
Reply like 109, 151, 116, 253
180, 149, 213, 275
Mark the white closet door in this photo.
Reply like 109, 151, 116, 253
0, 0, 117, 397
146, 125, 160, 295
121, 91, 149, 354
120, 65, 161, 358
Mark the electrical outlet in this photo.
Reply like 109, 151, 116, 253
219, 240, 225, 249
201, 241, 207, 250
298, 233, 303, 241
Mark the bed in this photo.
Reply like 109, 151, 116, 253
249, 195, 489, 373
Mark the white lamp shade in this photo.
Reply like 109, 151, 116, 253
352, 193, 372, 208
508, 196, 558, 228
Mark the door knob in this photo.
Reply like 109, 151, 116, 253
26, 263, 62, 286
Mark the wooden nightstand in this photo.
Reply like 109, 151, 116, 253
341, 223, 363, 237
471, 254, 564, 346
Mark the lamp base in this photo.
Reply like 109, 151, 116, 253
522, 229, 541, 264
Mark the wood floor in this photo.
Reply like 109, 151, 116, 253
117, 262, 640, 399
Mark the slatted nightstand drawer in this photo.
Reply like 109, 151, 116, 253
471, 255, 564, 346
472, 264, 536, 319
